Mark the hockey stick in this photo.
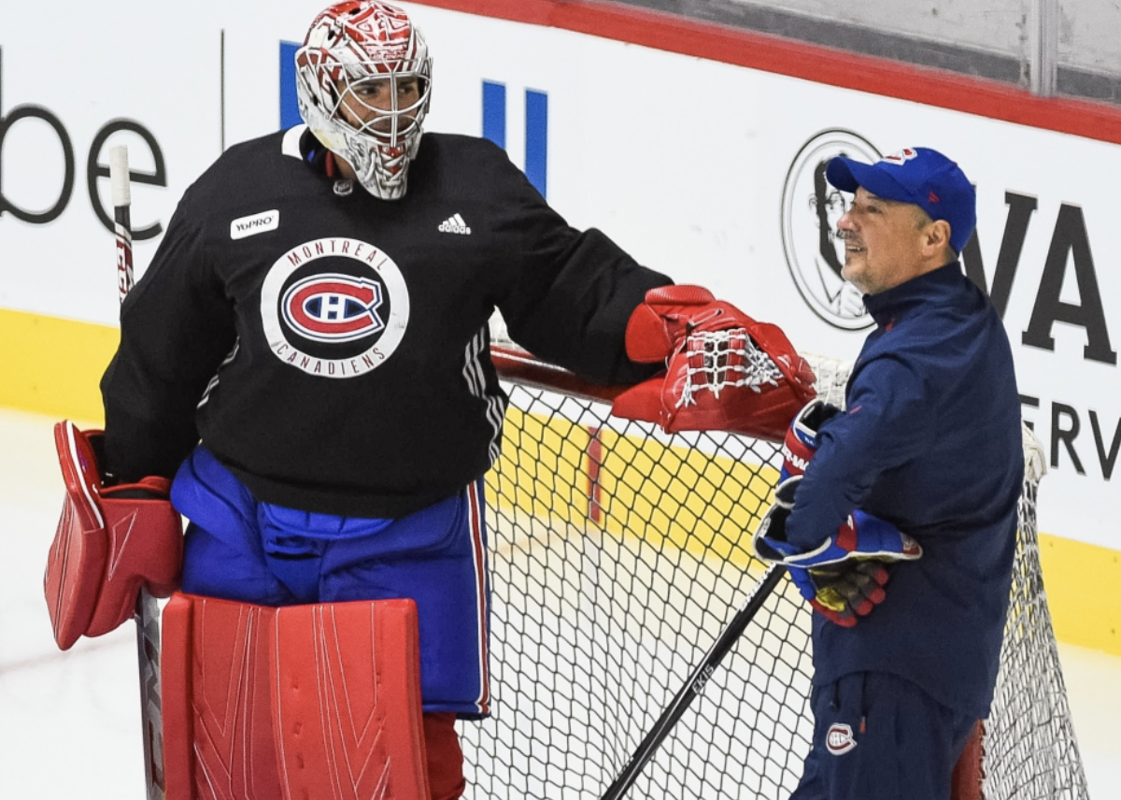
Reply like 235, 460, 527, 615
600, 563, 787, 800
110, 145, 166, 800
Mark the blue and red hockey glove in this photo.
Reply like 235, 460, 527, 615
753, 474, 921, 626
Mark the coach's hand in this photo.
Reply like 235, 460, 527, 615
794, 559, 891, 627
751, 476, 921, 626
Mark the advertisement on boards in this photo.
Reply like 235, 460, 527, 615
0, 0, 1117, 552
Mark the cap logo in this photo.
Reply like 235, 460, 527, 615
882, 148, 918, 166
929, 190, 940, 204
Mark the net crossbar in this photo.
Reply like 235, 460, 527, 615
458, 344, 1088, 800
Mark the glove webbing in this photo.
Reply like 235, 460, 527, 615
679, 330, 783, 408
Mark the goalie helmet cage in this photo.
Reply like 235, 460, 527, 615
455, 343, 1090, 800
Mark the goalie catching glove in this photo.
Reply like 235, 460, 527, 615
752, 476, 922, 627
610, 285, 817, 440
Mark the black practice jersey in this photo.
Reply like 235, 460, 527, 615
102, 126, 672, 517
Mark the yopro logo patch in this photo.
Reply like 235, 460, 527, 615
231, 209, 279, 239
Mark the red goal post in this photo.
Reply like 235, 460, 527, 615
456, 341, 1089, 800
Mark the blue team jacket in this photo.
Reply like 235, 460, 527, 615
785, 262, 1023, 718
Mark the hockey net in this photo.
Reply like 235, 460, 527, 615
457, 342, 1090, 800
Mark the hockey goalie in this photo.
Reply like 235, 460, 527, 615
44, 0, 694, 797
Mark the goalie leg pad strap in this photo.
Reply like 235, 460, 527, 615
161, 593, 431, 800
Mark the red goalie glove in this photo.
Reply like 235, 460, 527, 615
611, 286, 817, 441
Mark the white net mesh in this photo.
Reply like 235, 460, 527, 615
979, 428, 1089, 800
801, 352, 852, 408
459, 338, 1088, 799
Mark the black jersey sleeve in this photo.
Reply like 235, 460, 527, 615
100, 200, 237, 483
487, 151, 672, 385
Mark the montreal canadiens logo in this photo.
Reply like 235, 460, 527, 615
282, 273, 385, 343
260, 237, 410, 378
826, 722, 858, 756
780, 130, 879, 331
884, 147, 918, 166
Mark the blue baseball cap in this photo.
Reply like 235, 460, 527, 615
825, 147, 977, 253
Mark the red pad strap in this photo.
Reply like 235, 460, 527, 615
161, 593, 430, 800
45, 421, 183, 650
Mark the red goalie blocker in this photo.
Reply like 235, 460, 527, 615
44, 421, 183, 650
612, 286, 817, 442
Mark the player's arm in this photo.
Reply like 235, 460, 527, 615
499, 225, 673, 385
752, 476, 920, 626
485, 148, 673, 385
100, 207, 237, 483
752, 397, 922, 625
782, 355, 933, 550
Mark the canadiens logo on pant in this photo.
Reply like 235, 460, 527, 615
826, 722, 858, 755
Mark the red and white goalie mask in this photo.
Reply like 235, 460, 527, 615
295, 1, 432, 200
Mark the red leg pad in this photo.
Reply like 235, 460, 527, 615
161, 593, 430, 800
272, 600, 430, 800
950, 720, 985, 800
423, 713, 466, 800
162, 593, 282, 800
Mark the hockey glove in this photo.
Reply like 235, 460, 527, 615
790, 559, 891, 627
752, 476, 921, 626
45, 421, 183, 650
780, 398, 841, 482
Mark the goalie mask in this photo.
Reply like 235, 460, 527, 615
295, 1, 432, 200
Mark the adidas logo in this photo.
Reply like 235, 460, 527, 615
438, 213, 471, 235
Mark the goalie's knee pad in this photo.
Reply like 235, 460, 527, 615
161, 593, 431, 800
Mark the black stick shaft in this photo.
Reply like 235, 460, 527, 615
601, 564, 787, 800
